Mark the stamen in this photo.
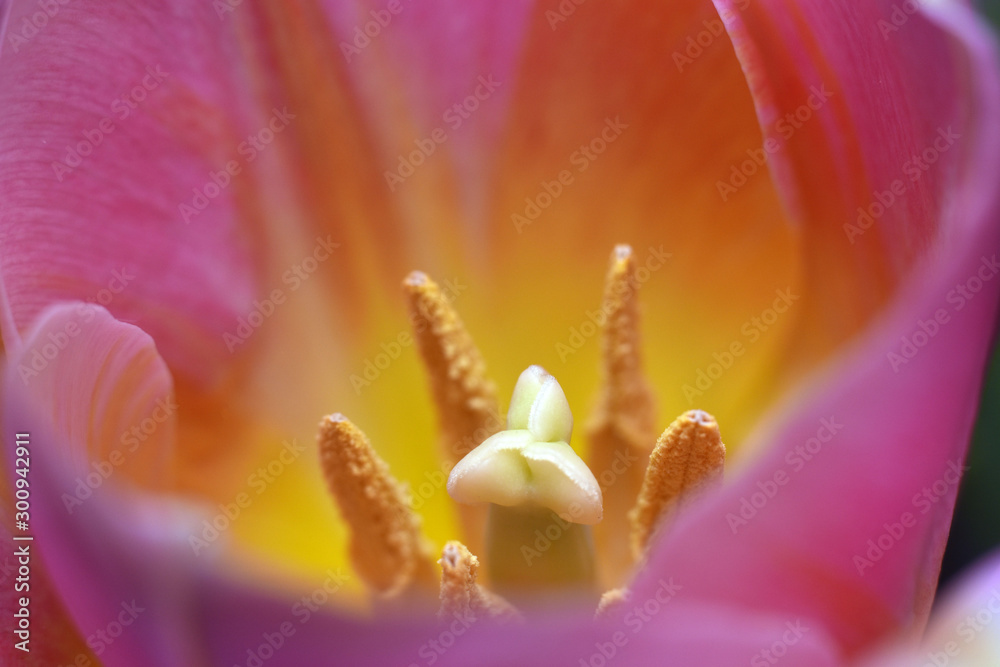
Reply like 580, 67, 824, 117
448, 366, 602, 601
405, 271, 501, 552
318, 414, 438, 597
404, 271, 501, 464
629, 410, 725, 559
594, 588, 628, 619
586, 245, 657, 585
438, 541, 521, 624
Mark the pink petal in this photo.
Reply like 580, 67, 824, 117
198, 583, 844, 667
632, 1, 1000, 655
3, 303, 202, 666
12, 302, 176, 481
315, 0, 534, 240
0, 0, 262, 385
715, 0, 999, 363
0, 511, 94, 664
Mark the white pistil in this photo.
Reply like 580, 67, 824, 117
447, 366, 603, 599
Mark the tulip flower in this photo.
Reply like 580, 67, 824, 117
1, 0, 999, 665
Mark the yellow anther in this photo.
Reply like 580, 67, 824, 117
629, 410, 725, 558
438, 541, 521, 624
587, 245, 657, 585
405, 271, 501, 553
594, 588, 629, 619
318, 414, 437, 597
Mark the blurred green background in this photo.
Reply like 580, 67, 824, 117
983, 0, 1000, 27
942, 343, 1000, 584
939, 0, 1000, 588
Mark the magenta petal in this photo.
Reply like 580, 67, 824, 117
0, 509, 94, 664
637, 171, 1000, 653
315, 0, 534, 232
0, 0, 261, 385
12, 302, 176, 479
629, 1, 1000, 657
717, 0, 979, 260
3, 303, 203, 666
711, 0, 1000, 358
198, 587, 843, 667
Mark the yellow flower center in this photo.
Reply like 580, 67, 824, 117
317, 245, 725, 621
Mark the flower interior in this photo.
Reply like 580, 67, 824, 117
318, 244, 726, 620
